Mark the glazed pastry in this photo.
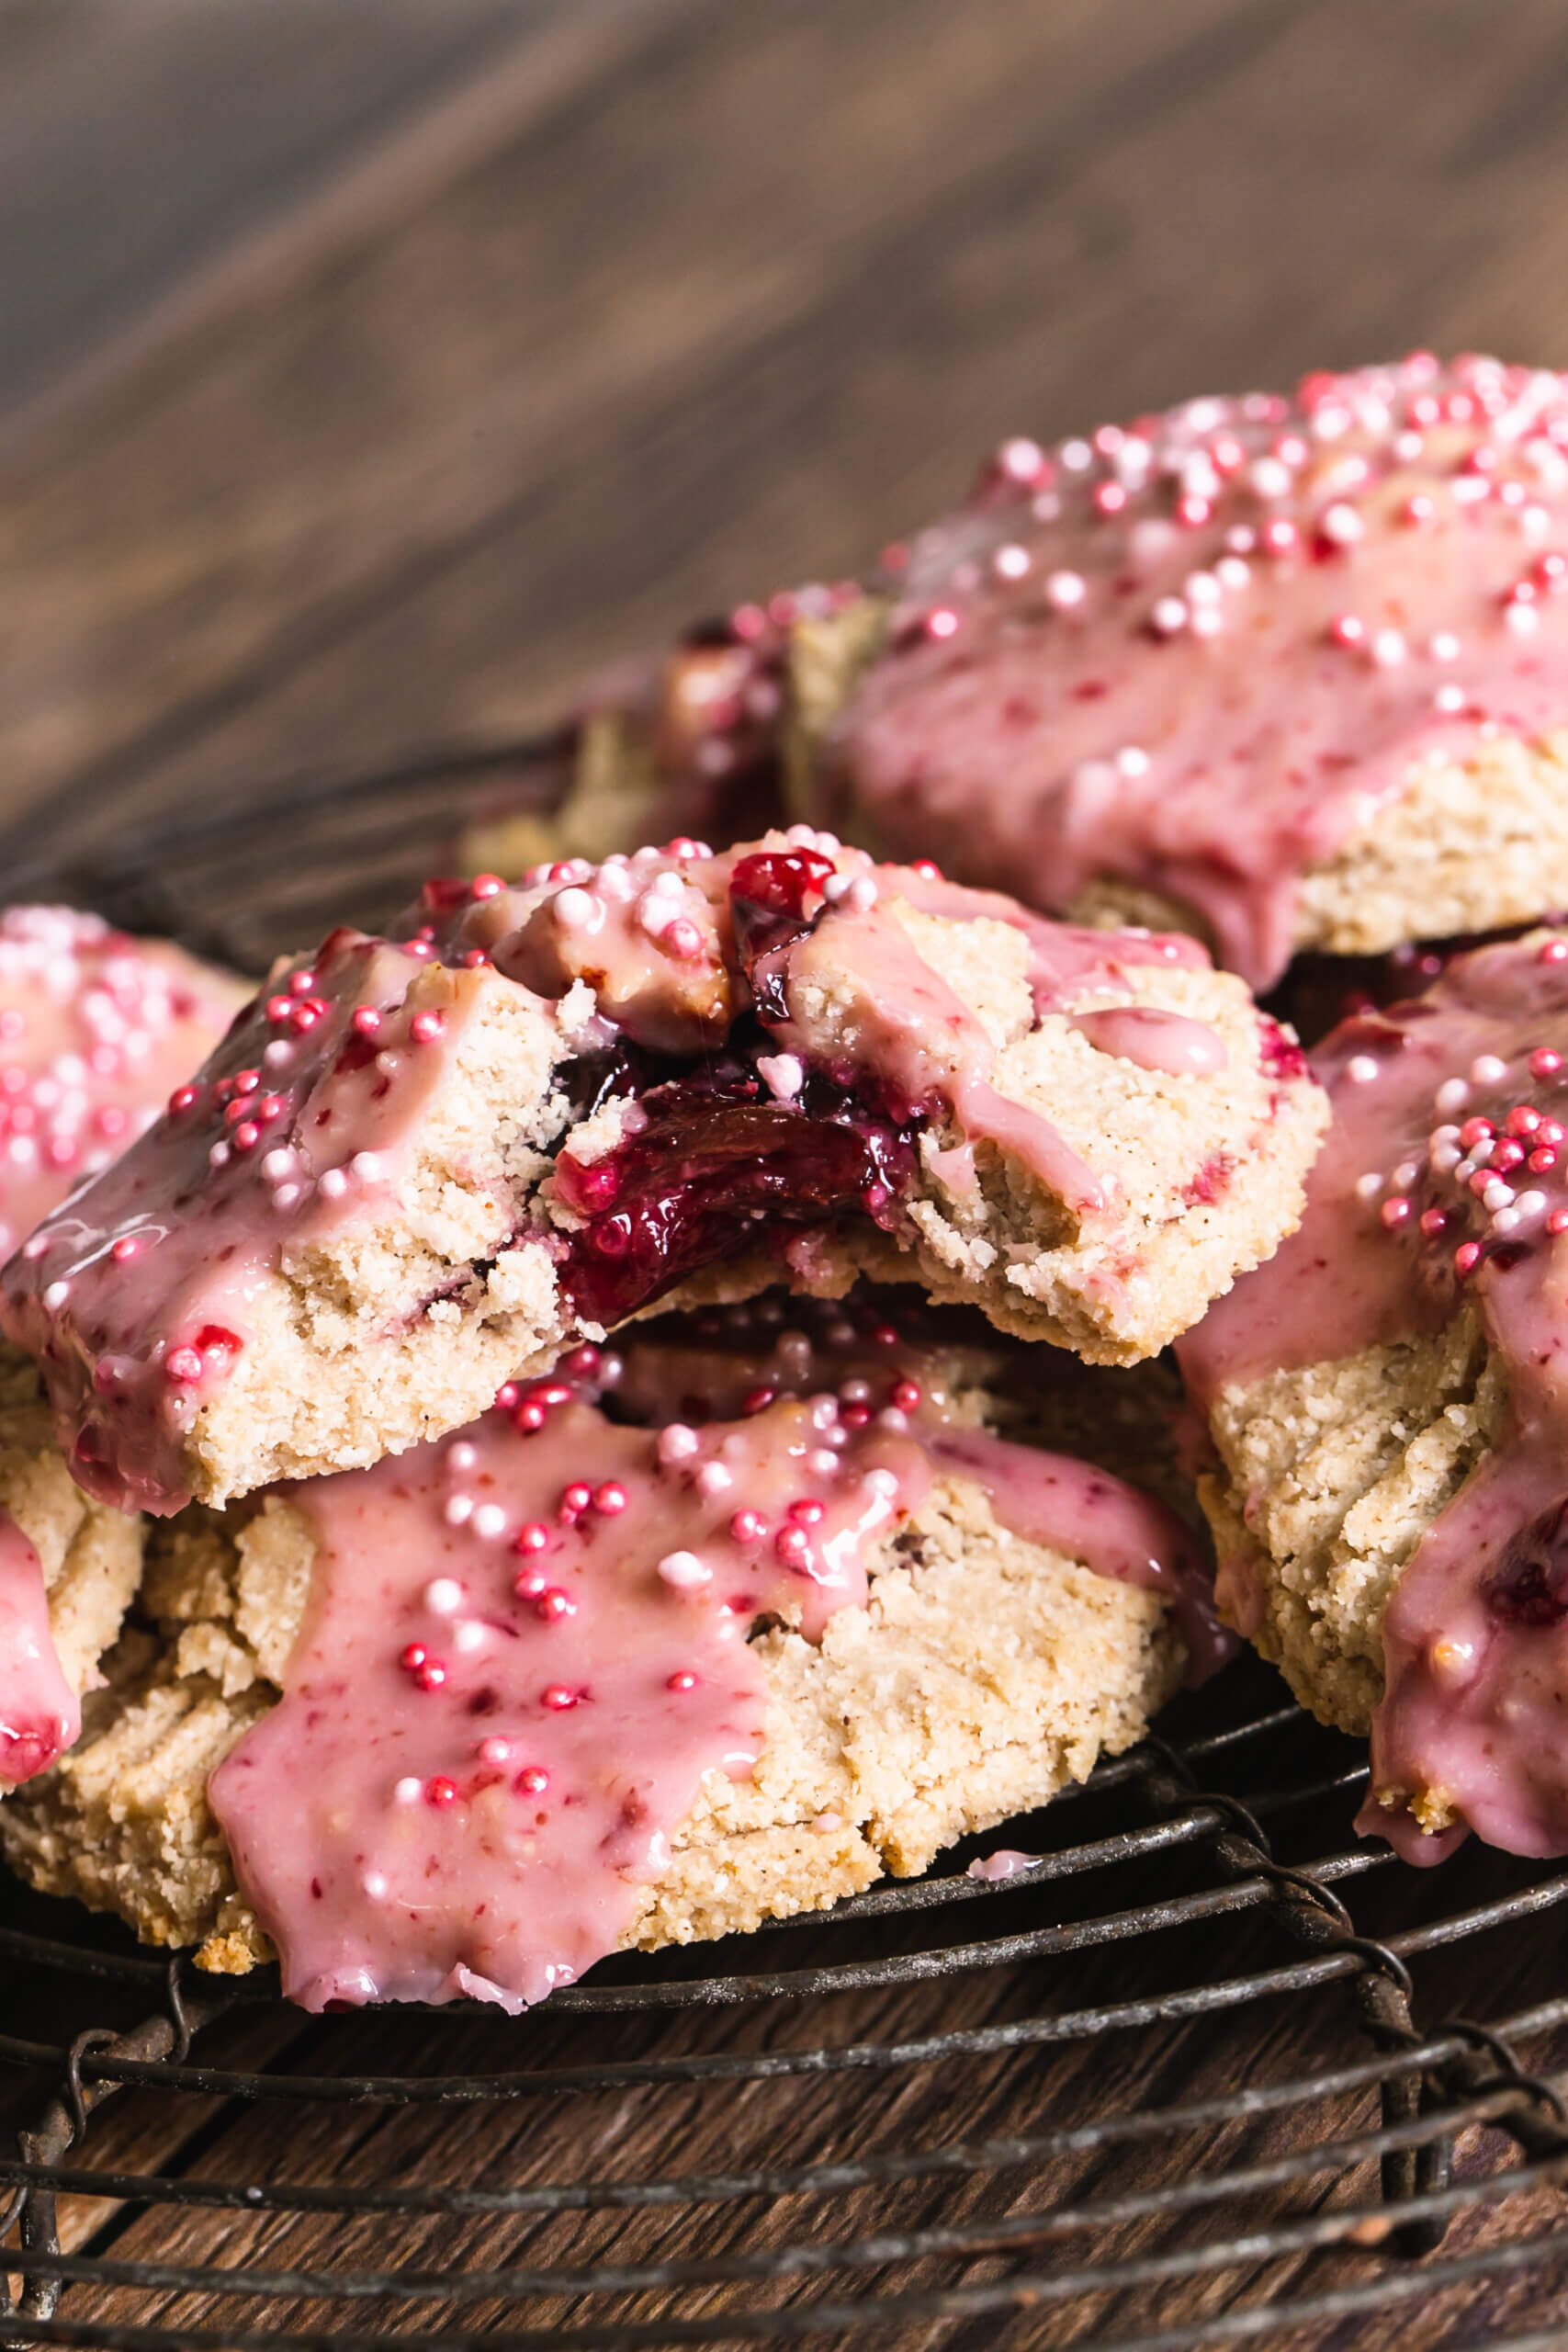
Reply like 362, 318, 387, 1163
3, 833, 1324, 1517
1180, 930, 1568, 1861
0, 908, 246, 1787
0, 1306, 1222, 2007
799, 354, 1568, 989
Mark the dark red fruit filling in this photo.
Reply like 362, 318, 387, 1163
555, 1054, 916, 1326
1484, 1501, 1568, 1628
728, 849, 837, 1021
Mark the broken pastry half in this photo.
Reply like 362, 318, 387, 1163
795, 354, 1568, 991
0, 906, 247, 1791
3, 832, 1325, 1517
1179, 929, 1568, 1862
0, 1298, 1224, 2009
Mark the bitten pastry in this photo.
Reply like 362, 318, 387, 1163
0, 908, 246, 1786
3, 834, 1325, 1516
1180, 930, 1568, 1862
0, 1305, 1220, 2007
797, 354, 1568, 989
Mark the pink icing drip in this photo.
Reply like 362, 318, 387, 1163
1069, 1007, 1230, 1078
830, 356, 1568, 986
1179, 933, 1568, 1860
0, 1509, 76, 1787
209, 1330, 1214, 2010
966, 1848, 1039, 1882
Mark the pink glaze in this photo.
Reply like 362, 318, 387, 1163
1069, 1008, 1230, 1078
966, 1849, 1040, 1882
1179, 933, 1568, 1861
209, 1329, 1217, 2010
0, 910, 242, 1782
824, 356, 1568, 986
6, 842, 1239, 1514
0, 1510, 75, 1786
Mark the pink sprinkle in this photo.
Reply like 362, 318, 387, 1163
730, 1509, 767, 1544
1551, 1209, 1568, 1236
110, 1235, 140, 1262
1460, 1117, 1496, 1148
1418, 1208, 1450, 1238
592, 1480, 628, 1516
774, 1525, 810, 1563
1531, 1148, 1560, 1174
1539, 941, 1568, 966
926, 607, 960, 640
471, 874, 504, 899
426, 1776, 458, 1808
167, 1083, 200, 1115
1531, 1048, 1564, 1080
788, 1498, 826, 1526
667, 1670, 699, 1693
494, 1382, 520, 1410
1454, 1241, 1483, 1275
288, 971, 316, 999
559, 1481, 592, 1517
742, 1385, 775, 1416
165, 1347, 204, 1384
1507, 1105, 1543, 1136
891, 1378, 923, 1413
541, 1685, 581, 1711
1380, 1197, 1412, 1228
410, 1010, 446, 1045
536, 1588, 576, 1623
400, 1644, 427, 1672
414, 1660, 446, 1692
662, 917, 705, 962
517, 1766, 549, 1794
513, 1521, 550, 1555
352, 1005, 382, 1038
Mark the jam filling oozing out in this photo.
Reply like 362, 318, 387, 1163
828, 355, 1568, 987
1179, 932, 1568, 1862
209, 1316, 1220, 2012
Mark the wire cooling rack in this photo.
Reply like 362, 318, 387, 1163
5, 744, 1568, 2350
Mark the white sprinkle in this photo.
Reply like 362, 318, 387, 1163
1150, 596, 1189, 637
999, 436, 1044, 481
756, 1052, 805, 1102
1471, 1054, 1508, 1085
443, 1496, 473, 1529
1431, 1145, 1461, 1174
272, 1182, 301, 1213
264, 1040, 295, 1072
208, 1140, 230, 1170
863, 1466, 900, 1499
555, 886, 603, 933
1429, 630, 1461, 662
1319, 501, 1365, 546
1115, 745, 1150, 778
1215, 556, 1252, 592
807, 1448, 840, 1477
393, 1778, 423, 1805
447, 1441, 478, 1473
1059, 438, 1093, 473
472, 1503, 508, 1542
1434, 684, 1466, 715
1483, 1179, 1515, 1211
696, 1460, 733, 1498
658, 1550, 711, 1589
478, 1736, 515, 1765
41, 1280, 70, 1310
375, 1051, 401, 1078
1395, 430, 1425, 461
1249, 457, 1292, 499
425, 1576, 464, 1613
821, 873, 851, 904
1393, 1160, 1419, 1193
658, 1422, 700, 1465
847, 876, 879, 913
261, 1148, 295, 1181
1506, 600, 1541, 637
1370, 628, 1407, 667
1354, 1171, 1385, 1201
993, 542, 1031, 581
454, 1619, 488, 1654
1184, 571, 1223, 607
1189, 605, 1223, 639
1517, 1190, 1549, 1218
1435, 1078, 1470, 1114
362, 1871, 388, 1900
877, 1407, 908, 1433
1045, 570, 1086, 609
318, 1166, 349, 1200
22, 1234, 50, 1260
1492, 1205, 1521, 1235
352, 1152, 384, 1183
1347, 1056, 1380, 1083
809, 1395, 839, 1430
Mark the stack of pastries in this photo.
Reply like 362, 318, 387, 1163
6, 353, 1568, 2013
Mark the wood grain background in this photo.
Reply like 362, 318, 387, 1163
6, 4, 1568, 2344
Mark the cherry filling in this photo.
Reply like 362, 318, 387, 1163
728, 847, 837, 1021
1483, 1500, 1568, 1629
554, 1052, 918, 1327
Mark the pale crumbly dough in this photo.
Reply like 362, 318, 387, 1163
1196, 1305, 1505, 1826
0, 1474, 1183, 1975
789, 600, 1568, 965
0, 1341, 143, 1716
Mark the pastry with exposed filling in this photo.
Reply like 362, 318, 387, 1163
3, 834, 1325, 1518
794, 355, 1568, 991
1180, 930, 1568, 1861
0, 1301, 1224, 2007
0, 907, 246, 1792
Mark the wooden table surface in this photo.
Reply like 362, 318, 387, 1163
7, 5, 1568, 2345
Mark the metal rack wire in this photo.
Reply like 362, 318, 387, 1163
4, 745, 1568, 2348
